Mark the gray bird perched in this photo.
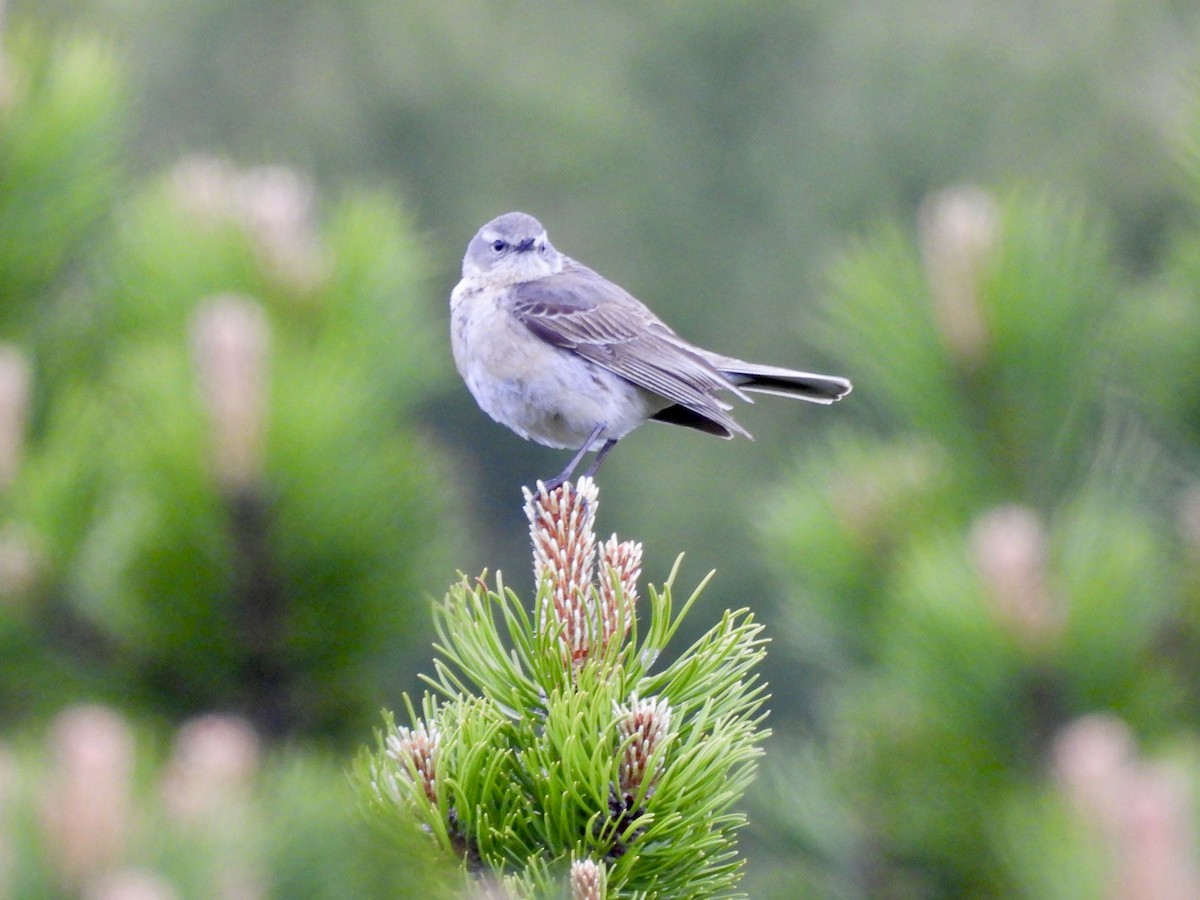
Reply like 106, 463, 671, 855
450, 211, 851, 489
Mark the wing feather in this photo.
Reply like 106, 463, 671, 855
508, 260, 751, 438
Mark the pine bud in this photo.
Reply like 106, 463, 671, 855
161, 715, 260, 828
598, 536, 641, 653
569, 858, 606, 900
40, 706, 135, 889
191, 296, 270, 492
1116, 763, 1200, 900
970, 505, 1062, 648
919, 186, 998, 365
82, 869, 180, 900
386, 721, 440, 807
524, 478, 599, 664
615, 694, 671, 803
1053, 714, 1138, 832
232, 165, 328, 293
0, 345, 30, 491
1053, 715, 1200, 900
170, 157, 326, 293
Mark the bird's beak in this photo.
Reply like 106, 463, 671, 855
515, 237, 536, 253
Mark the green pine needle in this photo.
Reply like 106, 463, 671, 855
358, 517, 769, 898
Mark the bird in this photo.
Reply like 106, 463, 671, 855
450, 211, 851, 490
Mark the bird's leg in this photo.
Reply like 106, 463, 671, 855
581, 439, 617, 480
544, 423, 606, 492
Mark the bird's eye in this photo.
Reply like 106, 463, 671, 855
490, 239, 507, 253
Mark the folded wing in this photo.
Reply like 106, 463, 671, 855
508, 260, 752, 438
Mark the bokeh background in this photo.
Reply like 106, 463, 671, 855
5, 0, 1200, 896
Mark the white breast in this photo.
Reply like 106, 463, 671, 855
450, 279, 657, 450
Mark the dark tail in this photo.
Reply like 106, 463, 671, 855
649, 355, 851, 438
712, 357, 852, 405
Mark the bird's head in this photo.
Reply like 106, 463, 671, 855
461, 212, 564, 283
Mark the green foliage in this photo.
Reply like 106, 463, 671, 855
755, 181, 1200, 897
10, 2, 1200, 895
359, 489, 769, 898
24, 0, 1193, 628
0, 706, 459, 898
820, 191, 1115, 497
0, 21, 457, 740
0, 24, 124, 335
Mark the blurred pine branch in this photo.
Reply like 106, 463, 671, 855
754, 181, 1200, 897
0, 19, 459, 741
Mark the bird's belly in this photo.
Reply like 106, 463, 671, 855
477, 361, 651, 449
452, 291, 654, 449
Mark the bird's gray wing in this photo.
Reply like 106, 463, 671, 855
508, 260, 752, 438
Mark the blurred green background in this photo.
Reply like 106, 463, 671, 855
5, 0, 1200, 896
